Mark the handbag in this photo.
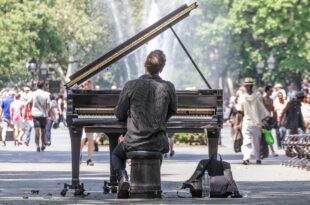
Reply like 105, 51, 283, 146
263, 128, 274, 145
233, 129, 243, 153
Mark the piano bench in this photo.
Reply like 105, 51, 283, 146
126, 151, 163, 198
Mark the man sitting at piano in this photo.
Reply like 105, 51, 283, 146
112, 49, 177, 198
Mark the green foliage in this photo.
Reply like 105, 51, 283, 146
0, 0, 309, 89
0, 1, 63, 86
229, 0, 310, 86
0, 0, 107, 87
173, 133, 207, 146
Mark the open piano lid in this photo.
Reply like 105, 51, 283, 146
65, 2, 198, 88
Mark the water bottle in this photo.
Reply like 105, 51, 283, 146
202, 170, 210, 198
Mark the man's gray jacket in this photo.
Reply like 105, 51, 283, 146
114, 74, 177, 153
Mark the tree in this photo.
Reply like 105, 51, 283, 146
0, 1, 62, 87
229, 0, 310, 88
0, 0, 109, 87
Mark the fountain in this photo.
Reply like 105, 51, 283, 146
96, 0, 218, 90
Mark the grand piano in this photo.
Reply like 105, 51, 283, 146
64, 2, 223, 195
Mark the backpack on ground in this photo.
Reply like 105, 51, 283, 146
181, 154, 242, 198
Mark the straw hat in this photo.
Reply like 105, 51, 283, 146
8, 90, 16, 96
274, 83, 283, 88
23, 86, 31, 91
243, 77, 255, 86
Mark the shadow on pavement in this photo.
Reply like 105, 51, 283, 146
0, 150, 111, 163
0, 171, 309, 205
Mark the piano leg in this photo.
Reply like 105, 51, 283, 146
69, 126, 83, 187
207, 129, 219, 159
61, 126, 85, 197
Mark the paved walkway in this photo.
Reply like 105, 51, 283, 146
0, 124, 309, 205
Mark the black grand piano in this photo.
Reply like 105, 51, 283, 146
64, 2, 223, 195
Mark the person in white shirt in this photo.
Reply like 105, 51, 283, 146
236, 77, 269, 165
28, 81, 50, 152
301, 94, 310, 133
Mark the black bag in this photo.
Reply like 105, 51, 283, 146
267, 116, 278, 129
233, 129, 243, 153
183, 154, 242, 198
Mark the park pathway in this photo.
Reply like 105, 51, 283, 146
0, 124, 309, 204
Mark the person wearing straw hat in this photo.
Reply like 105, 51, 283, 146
271, 83, 286, 100
236, 77, 269, 165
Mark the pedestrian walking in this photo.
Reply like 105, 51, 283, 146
80, 80, 94, 165
262, 85, 278, 157
21, 86, 33, 146
273, 91, 288, 148
45, 95, 59, 146
10, 93, 25, 145
236, 77, 269, 165
0, 90, 15, 146
164, 133, 175, 158
281, 91, 306, 135
229, 90, 244, 153
28, 81, 50, 152
57, 94, 67, 127
301, 94, 310, 133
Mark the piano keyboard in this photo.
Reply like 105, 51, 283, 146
77, 115, 214, 120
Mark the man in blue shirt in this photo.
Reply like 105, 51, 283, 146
0, 90, 15, 146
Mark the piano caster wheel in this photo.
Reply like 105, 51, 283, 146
60, 189, 67, 197
60, 183, 68, 197
103, 186, 110, 194
103, 181, 110, 194
74, 183, 85, 196
74, 189, 84, 196
111, 186, 117, 193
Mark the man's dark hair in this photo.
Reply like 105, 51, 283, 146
37, 81, 45, 89
144, 50, 166, 75
265, 85, 272, 92
15, 93, 21, 99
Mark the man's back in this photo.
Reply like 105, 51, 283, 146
31, 89, 50, 117
115, 74, 177, 152
239, 92, 269, 126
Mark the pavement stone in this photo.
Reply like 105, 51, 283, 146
0, 124, 309, 205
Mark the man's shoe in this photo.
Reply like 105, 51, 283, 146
272, 153, 279, 157
256, 160, 262, 164
242, 160, 250, 165
86, 159, 94, 166
117, 175, 130, 199
41, 146, 46, 152
36, 147, 40, 152
1, 141, 6, 147
169, 150, 175, 157
23, 141, 29, 146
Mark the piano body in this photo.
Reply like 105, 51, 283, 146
65, 2, 223, 193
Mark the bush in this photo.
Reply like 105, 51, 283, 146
173, 133, 207, 145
